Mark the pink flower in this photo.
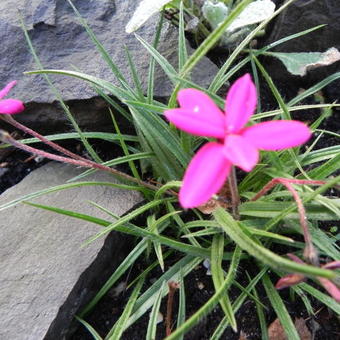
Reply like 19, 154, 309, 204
0, 81, 25, 115
165, 74, 311, 208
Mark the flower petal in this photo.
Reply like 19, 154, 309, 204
165, 88, 225, 138
242, 120, 312, 150
0, 81, 17, 99
275, 273, 305, 289
318, 277, 340, 302
225, 74, 257, 133
179, 142, 231, 208
0, 99, 25, 114
322, 260, 340, 270
224, 134, 259, 172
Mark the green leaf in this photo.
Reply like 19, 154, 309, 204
110, 110, 142, 182
66, 0, 130, 90
127, 256, 202, 328
211, 234, 237, 331
169, 0, 253, 106
263, 175, 340, 231
240, 201, 340, 221
66, 152, 152, 182
24, 201, 228, 259
252, 286, 269, 340
286, 221, 340, 261
83, 199, 173, 245
147, 211, 181, 271
79, 219, 168, 317
288, 72, 340, 106
307, 153, 340, 179
176, 269, 186, 340
147, 15, 163, 103
0, 181, 140, 212
20, 16, 102, 163
253, 55, 291, 120
146, 281, 165, 340
262, 274, 300, 340
210, 267, 267, 340
301, 145, 340, 166
125, 46, 145, 99
213, 208, 336, 279
0, 132, 138, 148
209, 0, 296, 93
178, 1, 188, 71
135, 34, 178, 84
106, 277, 145, 340
267, 48, 340, 76
155, 181, 182, 199
125, 0, 172, 33
166, 248, 243, 340
75, 316, 103, 340
299, 282, 340, 314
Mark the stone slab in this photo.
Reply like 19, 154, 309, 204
0, 0, 218, 102
0, 162, 141, 339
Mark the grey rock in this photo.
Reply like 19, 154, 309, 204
0, 162, 141, 340
0, 168, 9, 177
263, 0, 340, 80
258, 0, 340, 105
0, 0, 218, 132
268, 0, 340, 53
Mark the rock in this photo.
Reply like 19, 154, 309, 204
267, 0, 340, 53
260, 0, 340, 102
0, 162, 142, 340
0, 168, 9, 177
0, 0, 218, 132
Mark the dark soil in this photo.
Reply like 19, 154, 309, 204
0, 148, 49, 194
70, 252, 340, 340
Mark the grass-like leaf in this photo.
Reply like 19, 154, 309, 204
20, 17, 102, 163
209, 0, 297, 93
166, 248, 242, 340
105, 277, 145, 340
146, 281, 165, 340
262, 274, 300, 340
79, 219, 168, 317
176, 269, 186, 340
126, 255, 202, 328
75, 316, 103, 340
299, 282, 340, 314
66, 0, 131, 90
211, 233, 237, 331
0, 132, 138, 149
0, 181, 140, 212
66, 152, 152, 182
169, 0, 253, 107
213, 208, 335, 278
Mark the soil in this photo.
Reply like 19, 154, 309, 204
70, 250, 339, 340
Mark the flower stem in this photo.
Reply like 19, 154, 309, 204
1, 115, 93, 162
0, 129, 160, 192
166, 281, 180, 336
228, 166, 240, 219
250, 178, 329, 265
